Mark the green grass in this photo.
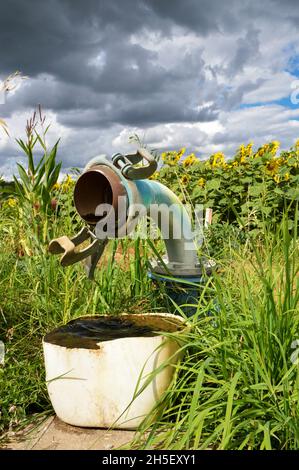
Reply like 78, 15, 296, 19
1, 182, 299, 449
0, 204, 159, 439
128, 217, 299, 450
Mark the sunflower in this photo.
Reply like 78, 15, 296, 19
177, 147, 186, 159
273, 174, 280, 184
237, 143, 253, 163
61, 175, 74, 192
254, 141, 280, 158
52, 182, 61, 191
161, 150, 181, 166
270, 141, 280, 156
266, 159, 281, 175
6, 197, 17, 208
183, 153, 198, 167
180, 175, 190, 185
210, 152, 226, 168
149, 171, 159, 180
255, 144, 269, 158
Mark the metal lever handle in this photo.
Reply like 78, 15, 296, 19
112, 147, 157, 180
48, 227, 108, 280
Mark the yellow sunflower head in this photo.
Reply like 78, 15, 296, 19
161, 150, 181, 166
6, 197, 17, 208
61, 175, 74, 192
273, 174, 280, 184
180, 174, 190, 185
266, 159, 281, 175
177, 147, 186, 159
197, 177, 205, 187
52, 182, 61, 191
149, 171, 159, 180
270, 141, 280, 156
210, 152, 226, 168
183, 153, 198, 167
237, 142, 253, 163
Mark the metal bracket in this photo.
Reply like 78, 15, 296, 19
112, 147, 157, 180
48, 227, 108, 280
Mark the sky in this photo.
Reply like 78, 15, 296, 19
1, 0, 299, 178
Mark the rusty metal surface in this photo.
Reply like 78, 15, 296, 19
48, 227, 107, 279
74, 164, 127, 225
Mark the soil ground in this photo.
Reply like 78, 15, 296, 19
2, 415, 136, 450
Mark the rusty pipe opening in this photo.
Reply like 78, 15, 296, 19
74, 165, 127, 225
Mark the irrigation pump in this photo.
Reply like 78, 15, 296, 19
49, 148, 214, 314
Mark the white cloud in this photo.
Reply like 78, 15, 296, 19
3, 0, 299, 177
113, 104, 299, 158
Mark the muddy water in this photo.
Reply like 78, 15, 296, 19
44, 316, 164, 349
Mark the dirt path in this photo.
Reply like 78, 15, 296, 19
2, 416, 136, 450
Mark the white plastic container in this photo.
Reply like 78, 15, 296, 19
43, 313, 186, 429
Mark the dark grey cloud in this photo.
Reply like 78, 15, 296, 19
225, 29, 260, 78
1, 0, 213, 130
143, 0, 241, 35
0, 1, 276, 120
1, 0, 299, 175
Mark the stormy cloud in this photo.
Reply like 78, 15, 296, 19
1, 0, 299, 175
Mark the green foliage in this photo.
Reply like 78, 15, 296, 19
0, 232, 156, 438
129, 214, 299, 450
156, 141, 299, 231
0, 108, 69, 254
2, 124, 299, 449
11, 107, 61, 215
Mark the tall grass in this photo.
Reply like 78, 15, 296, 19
1, 116, 299, 448
129, 215, 299, 450
0, 204, 157, 437
1, 198, 299, 448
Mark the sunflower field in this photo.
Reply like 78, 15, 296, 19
154, 141, 299, 233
